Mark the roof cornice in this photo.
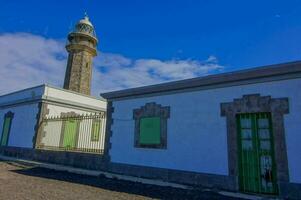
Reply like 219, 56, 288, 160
101, 60, 301, 100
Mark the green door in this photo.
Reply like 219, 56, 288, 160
0, 117, 13, 146
237, 113, 277, 194
63, 120, 78, 149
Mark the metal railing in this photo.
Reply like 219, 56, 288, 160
36, 112, 106, 154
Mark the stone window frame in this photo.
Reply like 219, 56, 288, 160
0, 111, 14, 146
221, 94, 290, 191
133, 102, 170, 149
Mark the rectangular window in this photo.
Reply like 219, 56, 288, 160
134, 103, 169, 149
139, 117, 161, 145
1, 113, 13, 146
91, 119, 102, 142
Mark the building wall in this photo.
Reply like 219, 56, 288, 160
40, 85, 107, 150
44, 86, 107, 110
40, 103, 106, 150
0, 84, 107, 151
109, 78, 301, 183
0, 103, 39, 148
77, 118, 106, 151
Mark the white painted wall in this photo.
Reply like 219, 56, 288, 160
40, 120, 62, 147
110, 78, 301, 183
0, 103, 39, 148
77, 118, 106, 151
44, 86, 107, 110
0, 84, 107, 152
40, 85, 107, 150
41, 104, 106, 150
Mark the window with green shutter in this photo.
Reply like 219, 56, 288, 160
0, 112, 14, 146
139, 117, 161, 145
91, 119, 102, 141
133, 103, 170, 149
63, 119, 78, 149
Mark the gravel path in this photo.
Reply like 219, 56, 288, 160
0, 160, 241, 200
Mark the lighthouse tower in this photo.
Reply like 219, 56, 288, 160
63, 14, 98, 95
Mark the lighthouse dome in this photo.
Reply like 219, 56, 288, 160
73, 13, 96, 38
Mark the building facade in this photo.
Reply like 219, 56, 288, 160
0, 84, 107, 151
0, 14, 301, 199
102, 61, 301, 198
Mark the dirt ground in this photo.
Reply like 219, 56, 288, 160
0, 159, 240, 200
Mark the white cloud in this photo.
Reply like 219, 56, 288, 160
0, 33, 66, 94
0, 33, 224, 96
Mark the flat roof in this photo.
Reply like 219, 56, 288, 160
0, 84, 106, 102
101, 60, 301, 100
0, 84, 107, 109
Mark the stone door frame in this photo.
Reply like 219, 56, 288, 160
221, 94, 289, 191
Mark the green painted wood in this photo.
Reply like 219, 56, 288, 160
139, 117, 161, 144
0, 117, 12, 146
91, 119, 102, 141
237, 113, 277, 194
63, 120, 78, 149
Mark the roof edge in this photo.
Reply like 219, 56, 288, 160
101, 60, 301, 100
0, 84, 46, 98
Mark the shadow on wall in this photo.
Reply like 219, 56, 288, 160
2, 161, 238, 200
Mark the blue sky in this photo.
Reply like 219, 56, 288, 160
1, 0, 301, 95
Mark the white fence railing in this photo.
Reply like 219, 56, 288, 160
36, 112, 106, 154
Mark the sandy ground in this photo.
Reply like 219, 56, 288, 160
0, 160, 240, 200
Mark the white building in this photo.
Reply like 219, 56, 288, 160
0, 84, 107, 152
0, 14, 301, 199
102, 61, 301, 198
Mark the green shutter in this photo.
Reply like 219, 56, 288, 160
91, 119, 102, 141
1, 117, 12, 146
63, 120, 78, 149
139, 117, 161, 145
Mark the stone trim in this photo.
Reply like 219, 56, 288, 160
133, 103, 170, 149
220, 94, 290, 192
34, 103, 50, 148
3, 111, 14, 119
103, 101, 113, 164
33, 102, 43, 148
